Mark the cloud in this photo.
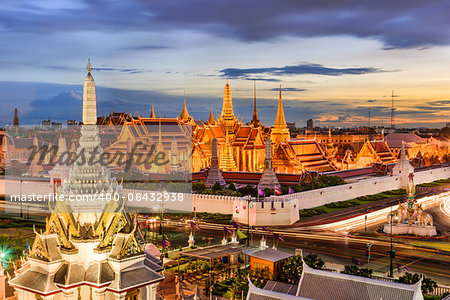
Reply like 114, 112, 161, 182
94, 67, 147, 74
219, 63, 383, 81
1, 0, 450, 49
266, 87, 307, 92
25, 90, 83, 122
2, 81, 448, 129
123, 45, 171, 51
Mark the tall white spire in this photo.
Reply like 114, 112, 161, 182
82, 58, 97, 125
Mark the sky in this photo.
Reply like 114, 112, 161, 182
1, 0, 449, 128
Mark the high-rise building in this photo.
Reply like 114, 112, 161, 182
307, 118, 314, 129
13, 108, 19, 126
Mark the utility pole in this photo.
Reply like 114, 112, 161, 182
388, 206, 395, 277
390, 90, 398, 130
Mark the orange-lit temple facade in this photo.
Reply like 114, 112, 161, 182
3, 81, 449, 177
97, 82, 337, 174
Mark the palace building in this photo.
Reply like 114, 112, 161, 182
99, 80, 336, 174
191, 83, 336, 174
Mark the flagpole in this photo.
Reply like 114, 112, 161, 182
247, 195, 250, 247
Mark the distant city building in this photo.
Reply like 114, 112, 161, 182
447, 122, 450, 128
306, 118, 313, 129
286, 122, 296, 131
41, 119, 51, 126
66, 119, 78, 125
51, 121, 62, 129
13, 108, 19, 126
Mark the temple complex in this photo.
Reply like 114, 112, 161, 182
9, 61, 164, 300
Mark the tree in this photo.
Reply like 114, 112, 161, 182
398, 273, 438, 294
228, 183, 236, 191
212, 182, 222, 192
192, 181, 208, 193
237, 185, 257, 197
281, 255, 303, 284
341, 265, 372, 278
304, 253, 325, 270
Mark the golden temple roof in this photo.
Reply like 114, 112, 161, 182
180, 92, 192, 122
150, 101, 156, 118
207, 107, 216, 125
274, 85, 287, 128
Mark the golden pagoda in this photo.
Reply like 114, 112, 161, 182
219, 132, 237, 171
150, 100, 156, 118
270, 85, 290, 144
221, 80, 236, 133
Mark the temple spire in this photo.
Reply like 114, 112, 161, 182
180, 91, 191, 122
150, 101, 156, 118
271, 85, 290, 143
221, 80, 236, 132
251, 81, 260, 126
82, 59, 97, 125
274, 85, 287, 128
207, 107, 216, 125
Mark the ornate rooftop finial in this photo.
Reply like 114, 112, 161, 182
251, 80, 260, 126
274, 84, 287, 128
150, 100, 156, 118
86, 58, 92, 73
180, 91, 191, 122
207, 107, 216, 125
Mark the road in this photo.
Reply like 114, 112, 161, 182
163, 222, 450, 286
294, 185, 450, 228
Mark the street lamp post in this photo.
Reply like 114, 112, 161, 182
366, 242, 374, 268
364, 211, 368, 232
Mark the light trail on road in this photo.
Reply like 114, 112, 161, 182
440, 193, 450, 218
311, 191, 450, 232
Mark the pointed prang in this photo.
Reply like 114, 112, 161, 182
150, 101, 156, 118
274, 84, 287, 128
207, 107, 216, 125
251, 80, 260, 126
180, 91, 191, 122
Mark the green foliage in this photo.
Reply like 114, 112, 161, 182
237, 185, 257, 197
418, 178, 450, 187
304, 253, 325, 270
280, 254, 324, 285
212, 182, 223, 192
299, 189, 407, 219
264, 187, 274, 196
192, 181, 243, 196
398, 273, 438, 294
280, 255, 303, 284
341, 265, 373, 278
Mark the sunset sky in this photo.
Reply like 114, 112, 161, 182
1, 0, 449, 128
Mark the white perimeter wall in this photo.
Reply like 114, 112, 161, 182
0, 165, 448, 226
